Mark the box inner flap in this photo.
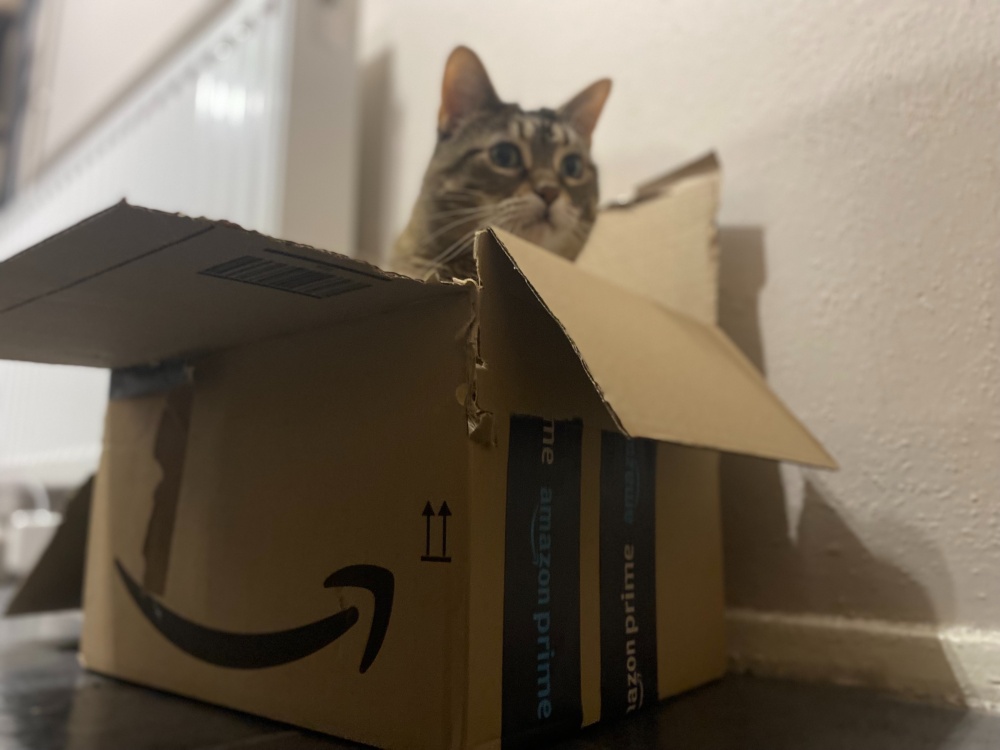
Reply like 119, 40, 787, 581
630, 151, 720, 204
579, 152, 720, 325
481, 228, 836, 468
0, 202, 466, 368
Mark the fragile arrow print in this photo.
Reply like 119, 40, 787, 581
115, 560, 394, 673
422, 501, 435, 557
439, 501, 452, 557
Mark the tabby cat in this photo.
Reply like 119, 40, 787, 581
391, 46, 611, 281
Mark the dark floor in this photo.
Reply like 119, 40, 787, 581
0, 606, 998, 749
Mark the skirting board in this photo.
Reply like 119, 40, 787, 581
727, 608, 1000, 713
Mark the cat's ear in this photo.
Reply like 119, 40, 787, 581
438, 46, 502, 138
558, 78, 612, 146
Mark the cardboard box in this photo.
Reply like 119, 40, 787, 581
0, 156, 834, 749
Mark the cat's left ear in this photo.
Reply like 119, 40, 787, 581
438, 46, 502, 139
558, 79, 612, 146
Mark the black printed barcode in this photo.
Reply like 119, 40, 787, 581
200, 256, 370, 298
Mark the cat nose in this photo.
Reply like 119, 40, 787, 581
535, 184, 561, 206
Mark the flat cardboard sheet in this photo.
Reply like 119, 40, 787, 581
0, 203, 461, 368
579, 153, 720, 324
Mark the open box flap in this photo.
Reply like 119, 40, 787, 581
580, 152, 721, 325
616, 151, 721, 207
0, 202, 467, 368
480, 228, 836, 469
635, 151, 721, 201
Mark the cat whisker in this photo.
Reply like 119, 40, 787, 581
424, 200, 527, 259
424, 207, 499, 227
493, 197, 534, 215
421, 209, 495, 247
435, 189, 484, 205
421, 227, 481, 275
429, 231, 479, 268
489, 199, 534, 223
408, 252, 464, 282
438, 186, 483, 195
424, 204, 493, 221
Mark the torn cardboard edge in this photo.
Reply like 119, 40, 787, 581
142, 383, 195, 595
111, 361, 196, 597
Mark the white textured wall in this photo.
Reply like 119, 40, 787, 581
357, 0, 1000, 692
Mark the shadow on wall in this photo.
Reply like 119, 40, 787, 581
717, 227, 965, 707
356, 49, 402, 266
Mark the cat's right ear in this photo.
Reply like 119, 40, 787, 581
558, 78, 612, 147
438, 46, 501, 139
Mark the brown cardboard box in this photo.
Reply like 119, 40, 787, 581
0, 156, 834, 749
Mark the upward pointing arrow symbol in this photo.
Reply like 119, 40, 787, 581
420, 501, 453, 564
438, 502, 452, 558
421, 502, 435, 558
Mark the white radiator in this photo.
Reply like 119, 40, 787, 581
0, 0, 358, 489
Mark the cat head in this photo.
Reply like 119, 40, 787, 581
413, 46, 610, 278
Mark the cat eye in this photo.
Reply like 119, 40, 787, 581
560, 154, 585, 180
489, 142, 523, 170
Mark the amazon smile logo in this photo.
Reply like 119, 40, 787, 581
115, 560, 394, 672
